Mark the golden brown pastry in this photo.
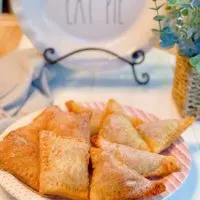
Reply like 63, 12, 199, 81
102, 99, 145, 128
102, 99, 123, 117
33, 105, 62, 124
39, 131, 90, 200
39, 111, 91, 199
0, 105, 61, 191
66, 100, 89, 113
0, 124, 40, 191
132, 118, 144, 128
66, 100, 102, 136
90, 148, 165, 200
137, 117, 195, 153
46, 109, 91, 143
97, 112, 150, 151
66, 99, 144, 135
94, 137, 181, 178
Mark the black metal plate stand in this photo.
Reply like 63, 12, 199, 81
43, 48, 150, 85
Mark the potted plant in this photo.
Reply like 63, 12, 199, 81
152, 0, 200, 117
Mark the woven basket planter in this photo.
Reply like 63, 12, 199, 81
172, 54, 200, 118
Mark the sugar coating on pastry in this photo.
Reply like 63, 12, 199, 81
47, 110, 91, 143
66, 99, 145, 136
66, 100, 102, 136
40, 131, 90, 200
137, 117, 195, 153
0, 121, 42, 191
90, 148, 165, 200
0, 106, 62, 191
95, 137, 181, 178
99, 113, 150, 151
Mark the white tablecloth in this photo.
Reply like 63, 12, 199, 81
0, 36, 200, 200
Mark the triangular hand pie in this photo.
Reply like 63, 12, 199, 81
66, 99, 144, 135
102, 99, 145, 128
0, 105, 61, 191
137, 117, 195, 153
97, 112, 149, 151
90, 148, 165, 200
33, 105, 62, 125
0, 123, 40, 191
94, 137, 181, 178
39, 110, 91, 199
66, 100, 102, 136
47, 108, 91, 143
103, 99, 123, 115
39, 131, 90, 200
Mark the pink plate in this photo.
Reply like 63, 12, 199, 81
0, 102, 192, 200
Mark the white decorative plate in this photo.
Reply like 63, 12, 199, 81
0, 102, 191, 200
12, 0, 166, 71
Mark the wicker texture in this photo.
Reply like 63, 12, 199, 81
173, 54, 200, 118
186, 72, 200, 117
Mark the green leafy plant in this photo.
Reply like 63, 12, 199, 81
151, 0, 166, 33
152, 0, 200, 71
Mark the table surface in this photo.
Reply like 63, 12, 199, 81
0, 35, 200, 200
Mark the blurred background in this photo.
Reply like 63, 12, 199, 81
0, 0, 176, 58
2, 0, 10, 12
0, 0, 22, 56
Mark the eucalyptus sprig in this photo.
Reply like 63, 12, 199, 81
152, 0, 200, 71
151, 0, 166, 33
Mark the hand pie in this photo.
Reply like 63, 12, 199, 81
97, 112, 150, 151
137, 117, 195, 153
39, 131, 90, 200
0, 106, 67, 191
66, 100, 90, 113
66, 99, 144, 135
66, 99, 123, 135
103, 99, 123, 115
33, 105, 62, 125
0, 124, 40, 191
102, 99, 145, 127
94, 137, 181, 178
66, 100, 102, 136
39, 111, 91, 199
90, 148, 165, 200
47, 109, 91, 143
